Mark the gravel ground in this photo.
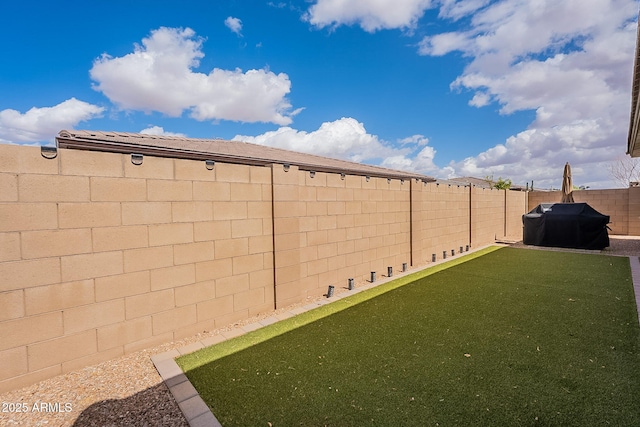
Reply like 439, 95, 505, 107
1, 236, 638, 427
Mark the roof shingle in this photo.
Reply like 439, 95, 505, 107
56, 130, 435, 181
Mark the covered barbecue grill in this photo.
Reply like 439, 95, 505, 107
522, 203, 610, 250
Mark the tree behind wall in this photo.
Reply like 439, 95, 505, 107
607, 156, 640, 187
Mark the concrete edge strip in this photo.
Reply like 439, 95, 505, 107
150, 243, 508, 426
628, 256, 640, 327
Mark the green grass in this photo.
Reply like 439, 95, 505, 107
177, 248, 640, 426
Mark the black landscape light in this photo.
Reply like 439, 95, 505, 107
348, 278, 354, 290
402, 263, 407, 272
443, 251, 447, 259
432, 254, 436, 262
327, 285, 334, 298
370, 271, 376, 282
387, 266, 393, 277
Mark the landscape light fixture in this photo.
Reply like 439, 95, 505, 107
327, 285, 335, 298
466, 245, 470, 252
443, 250, 447, 259
432, 254, 436, 262
205, 160, 215, 170
387, 266, 393, 277
402, 263, 407, 272
131, 153, 143, 165
40, 146, 57, 159
370, 271, 376, 282
451, 249, 455, 256
348, 278, 354, 290
460, 246, 463, 254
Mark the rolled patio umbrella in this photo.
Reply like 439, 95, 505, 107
561, 162, 574, 203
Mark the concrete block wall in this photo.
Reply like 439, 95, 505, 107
411, 181, 470, 264
0, 144, 531, 392
471, 186, 507, 246
0, 145, 275, 393
528, 189, 631, 235
505, 190, 528, 240
628, 187, 640, 235
272, 165, 411, 307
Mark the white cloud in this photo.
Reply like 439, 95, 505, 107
234, 117, 395, 162
90, 27, 296, 125
0, 98, 104, 144
416, 0, 639, 189
234, 117, 444, 175
140, 126, 186, 137
224, 17, 243, 36
418, 31, 471, 56
304, 0, 433, 32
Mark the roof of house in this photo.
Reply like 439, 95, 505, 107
443, 176, 528, 191
628, 15, 640, 157
56, 130, 435, 182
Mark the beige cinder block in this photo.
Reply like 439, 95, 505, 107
125, 289, 175, 320
63, 299, 126, 334
95, 271, 150, 302
0, 312, 63, 351
150, 264, 196, 291
25, 280, 95, 315
97, 317, 153, 351
92, 225, 149, 252
61, 251, 124, 282
0, 258, 61, 292
0, 290, 24, 321
0, 232, 21, 262
122, 202, 172, 225
0, 145, 58, 175
147, 179, 193, 201
60, 149, 124, 177
123, 246, 173, 273
0, 173, 18, 202
28, 330, 97, 371
21, 228, 92, 259
58, 202, 121, 228
124, 155, 174, 179
152, 305, 197, 335
0, 203, 58, 232
0, 347, 27, 381
18, 174, 90, 202
90, 177, 146, 201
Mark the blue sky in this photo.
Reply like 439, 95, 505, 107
1, 0, 638, 188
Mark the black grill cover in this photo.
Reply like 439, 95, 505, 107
522, 203, 610, 250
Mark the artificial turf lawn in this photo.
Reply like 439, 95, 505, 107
177, 247, 640, 426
